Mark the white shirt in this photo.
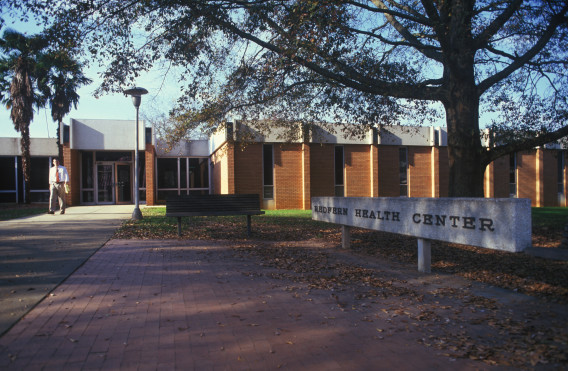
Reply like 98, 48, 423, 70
49, 165, 69, 184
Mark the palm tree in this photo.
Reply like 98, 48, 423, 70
0, 29, 90, 203
40, 52, 91, 161
0, 29, 49, 203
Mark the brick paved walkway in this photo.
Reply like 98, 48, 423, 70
0, 239, 488, 370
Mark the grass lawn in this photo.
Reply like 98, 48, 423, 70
532, 206, 568, 229
0, 204, 47, 221
115, 206, 566, 241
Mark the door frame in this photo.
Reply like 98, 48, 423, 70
95, 162, 115, 205
114, 162, 132, 205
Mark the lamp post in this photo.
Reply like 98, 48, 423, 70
124, 86, 148, 220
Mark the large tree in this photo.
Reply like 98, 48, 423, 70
0, 29, 48, 203
8, 0, 568, 196
0, 28, 90, 203
40, 52, 91, 161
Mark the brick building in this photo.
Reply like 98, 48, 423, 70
0, 119, 565, 208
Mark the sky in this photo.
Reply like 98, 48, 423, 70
0, 13, 179, 139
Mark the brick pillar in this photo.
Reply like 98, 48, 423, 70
484, 161, 495, 198
63, 145, 80, 206
302, 143, 311, 210
227, 142, 235, 194
535, 148, 544, 207
370, 145, 379, 197
431, 146, 441, 198
145, 143, 156, 205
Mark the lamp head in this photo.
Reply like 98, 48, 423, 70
123, 87, 148, 108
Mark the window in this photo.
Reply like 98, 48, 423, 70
509, 153, 517, 197
29, 157, 50, 202
335, 146, 344, 197
399, 147, 408, 196
157, 157, 209, 200
157, 158, 178, 200
188, 158, 209, 189
263, 144, 274, 199
81, 151, 95, 203
0, 156, 17, 202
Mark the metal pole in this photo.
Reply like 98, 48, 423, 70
132, 106, 142, 220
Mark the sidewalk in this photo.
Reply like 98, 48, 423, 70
0, 205, 133, 336
0, 239, 488, 370
0, 207, 565, 369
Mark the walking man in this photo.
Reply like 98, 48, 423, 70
48, 158, 69, 214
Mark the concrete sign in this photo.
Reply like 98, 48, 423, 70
312, 197, 532, 253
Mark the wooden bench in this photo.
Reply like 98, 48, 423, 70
166, 194, 265, 237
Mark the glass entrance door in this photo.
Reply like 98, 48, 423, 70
96, 163, 114, 204
96, 162, 133, 204
115, 163, 132, 204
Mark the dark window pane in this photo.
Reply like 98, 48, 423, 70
81, 152, 94, 188
138, 152, 146, 188
0, 192, 17, 202
263, 186, 274, 199
30, 191, 49, 203
82, 191, 94, 203
96, 151, 131, 162
335, 146, 344, 186
29, 157, 50, 190
157, 158, 178, 189
509, 153, 516, 184
188, 158, 208, 188
263, 145, 273, 186
158, 190, 179, 200
399, 148, 407, 186
0, 157, 16, 190
180, 158, 187, 188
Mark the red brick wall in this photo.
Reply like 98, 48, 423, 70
211, 142, 235, 194
345, 145, 370, 196
63, 146, 80, 206
541, 150, 558, 207
377, 146, 400, 197
274, 143, 304, 209
490, 155, 509, 198
145, 144, 156, 205
310, 144, 335, 197
518, 151, 537, 204
302, 144, 311, 209
234, 143, 263, 197
408, 147, 432, 197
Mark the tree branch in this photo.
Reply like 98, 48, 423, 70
369, 0, 443, 62
203, 8, 442, 101
478, 3, 568, 94
474, 0, 523, 50
485, 125, 568, 165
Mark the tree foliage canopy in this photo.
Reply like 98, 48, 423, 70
0, 26, 90, 202
4, 0, 568, 196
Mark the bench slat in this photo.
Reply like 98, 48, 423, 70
165, 194, 264, 237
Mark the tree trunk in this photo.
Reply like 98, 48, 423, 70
443, 13, 485, 198
444, 93, 485, 197
20, 125, 31, 204
57, 120, 64, 164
